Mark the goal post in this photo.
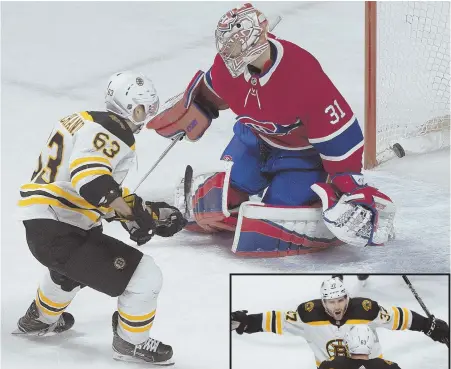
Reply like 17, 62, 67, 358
364, 1, 450, 169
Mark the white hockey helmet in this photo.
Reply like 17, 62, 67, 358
320, 277, 348, 300
105, 71, 159, 133
344, 325, 375, 355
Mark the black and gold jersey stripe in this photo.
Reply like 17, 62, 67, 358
263, 311, 283, 334
69, 156, 113, 188
19, 183, 110, 222
391, 306, 410, 330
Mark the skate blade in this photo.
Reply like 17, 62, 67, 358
12, 327, 57, 337
113, 351, 175, 366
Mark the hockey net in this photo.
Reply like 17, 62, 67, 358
364, 2, 450, 168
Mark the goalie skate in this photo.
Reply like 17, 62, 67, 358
12, 300, 74, 336
112, 311, 174, 366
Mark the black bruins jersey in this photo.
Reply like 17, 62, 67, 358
319, 356, 401, 369
18, 111, 136, 230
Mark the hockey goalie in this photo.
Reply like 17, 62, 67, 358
146, 3, 396, 256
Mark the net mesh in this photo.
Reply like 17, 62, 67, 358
376, 1, 450, 161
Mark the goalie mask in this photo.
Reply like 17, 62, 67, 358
215, 3, 269, 78
105, 71, 159, 133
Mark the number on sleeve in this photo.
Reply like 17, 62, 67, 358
325, 99, 346, 124
285, 311, 298, 322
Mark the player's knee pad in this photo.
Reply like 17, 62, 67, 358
50, 270, 85, 292
232, 201, 343, 257
123, 254, 162, 302
175, 161, 249, 233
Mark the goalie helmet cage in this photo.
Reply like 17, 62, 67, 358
364, 1, 450, 169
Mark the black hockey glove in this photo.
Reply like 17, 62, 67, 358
231, 310, 250, 334
423, 316, 450, 347
145, 201, 187, 237
121, 195, 157, 246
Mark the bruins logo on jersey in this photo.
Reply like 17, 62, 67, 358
362, 299, 372, 311
305, 301, 314, 312
326, 338, 348, 358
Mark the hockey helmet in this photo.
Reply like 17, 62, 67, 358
320, 277, 348, 300
215, 3, 270, 78
344, 325, 375, 355
105, 71, 159, 133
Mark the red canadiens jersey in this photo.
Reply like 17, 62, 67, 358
204, 36, 364, 174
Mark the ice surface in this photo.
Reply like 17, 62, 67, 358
232, 275, 449, 369
1, 2, 449, 369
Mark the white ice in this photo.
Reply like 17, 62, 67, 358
232, 275, 449, 369
1, 2, 449, 369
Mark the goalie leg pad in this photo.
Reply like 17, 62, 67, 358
177, 162, 249, 233
232, 202, 343, 257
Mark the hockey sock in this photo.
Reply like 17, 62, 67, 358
35, 272, 78, 324
117, 255, 162, 345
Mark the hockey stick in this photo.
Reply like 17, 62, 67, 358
183, 165, 193, 218
269, 15, 282, 32
402, 275, 432, 318
132, 132, 185, 193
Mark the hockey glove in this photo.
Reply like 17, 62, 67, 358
145, 201, 187, 237
120, 194, 157, 246
231, 310, 250, 334
311, 173, 396, 246
231, 310, 263, 334
423, 316, 450, 347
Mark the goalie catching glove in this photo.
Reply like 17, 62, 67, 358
311, 173, 396, 247
116, 195, 187, 245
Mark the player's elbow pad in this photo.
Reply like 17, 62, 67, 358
79, 175, 121, 207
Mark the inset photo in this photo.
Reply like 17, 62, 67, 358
231, 274, 449, 369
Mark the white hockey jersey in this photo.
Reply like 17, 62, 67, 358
18, 111, 136, 230
259, 298, 412, 367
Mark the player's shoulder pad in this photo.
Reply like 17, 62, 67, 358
346, 297, 380, 321
82, 111, 135, 148
296, 299, 328, 323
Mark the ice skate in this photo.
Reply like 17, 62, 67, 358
112, 311, 174, 366
12, 300, 74, 336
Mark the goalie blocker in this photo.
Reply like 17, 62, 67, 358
174, 162, 343, 257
